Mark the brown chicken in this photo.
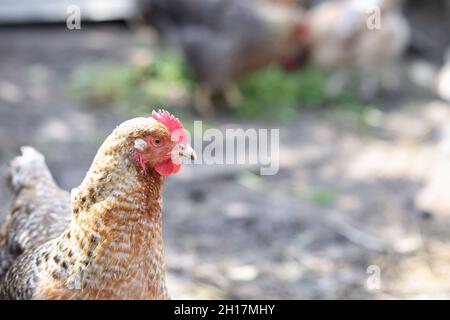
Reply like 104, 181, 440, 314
140, 0, 310, 114
0, 110, 196, 300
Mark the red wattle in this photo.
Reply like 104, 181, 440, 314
154, 159, 180, 176
172, 163, 181, 174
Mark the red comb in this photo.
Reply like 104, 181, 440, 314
152, 109, 187, 143
152, 109, 184, 132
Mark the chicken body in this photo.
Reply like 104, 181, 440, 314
307, 0, 410, 97
141, 0, 309, 113
0, 148, 71, 297
0, 115, 195, 299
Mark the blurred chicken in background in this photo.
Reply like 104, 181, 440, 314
408, 48, 450, 103
305, 0, 410, 98
139, 0, 310, 114
415, 49, 450, 217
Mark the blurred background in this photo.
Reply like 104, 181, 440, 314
0, 0, 450, 299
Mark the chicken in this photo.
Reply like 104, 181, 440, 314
0, 110, 196, 300
140, 0, 310, 114
306, 0, 410, 98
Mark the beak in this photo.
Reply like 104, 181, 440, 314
177, 144, 197, 161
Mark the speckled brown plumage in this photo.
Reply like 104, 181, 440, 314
0, 116, 195, 300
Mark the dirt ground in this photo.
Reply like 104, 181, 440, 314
1, 24, 450, 299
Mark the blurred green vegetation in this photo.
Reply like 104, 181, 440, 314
68, 52, 193, 116
68, 51, 369, 122
236, 66, 367, 121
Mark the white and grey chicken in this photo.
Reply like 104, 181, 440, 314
307, 0, 410, 98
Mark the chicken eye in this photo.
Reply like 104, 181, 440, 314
152, 138, 162, 146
